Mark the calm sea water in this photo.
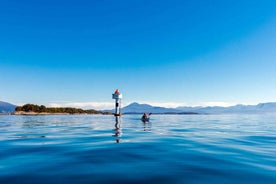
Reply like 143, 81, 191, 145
1, 114, 276, 184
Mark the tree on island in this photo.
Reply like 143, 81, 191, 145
15, 104, 110, 114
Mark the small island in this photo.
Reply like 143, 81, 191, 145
13, 104, 112, 115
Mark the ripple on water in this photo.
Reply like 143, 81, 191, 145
1, 114, 276, 183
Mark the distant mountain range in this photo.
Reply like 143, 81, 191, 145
119, 102, 196, 114
109, 102, 276, 114
176, 102, 276, 114
0, 101, 16, 113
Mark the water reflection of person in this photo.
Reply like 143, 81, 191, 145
143, 121, 151, 132
113, 116, 122, 143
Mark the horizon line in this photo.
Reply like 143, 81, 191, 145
4, 100, 276, 110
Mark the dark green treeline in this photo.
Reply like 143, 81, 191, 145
15, 104, 111, 114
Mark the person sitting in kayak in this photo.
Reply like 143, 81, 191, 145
142, 113, 147, 120
141, 113, 151, 122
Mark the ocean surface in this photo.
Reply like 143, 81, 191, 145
1, 114, 276, 184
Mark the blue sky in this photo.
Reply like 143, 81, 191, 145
1, 0, 276, 109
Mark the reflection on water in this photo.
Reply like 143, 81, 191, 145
113, 116, 122, 143
0, 114, 276, 184
23, 120, 46, 127
143, 121, 151, 132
